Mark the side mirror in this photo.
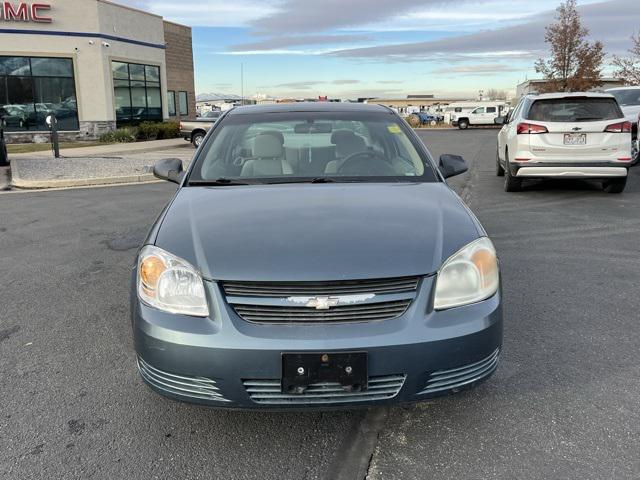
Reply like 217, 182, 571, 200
153, 158, 184, 184
438, 154, 468, 179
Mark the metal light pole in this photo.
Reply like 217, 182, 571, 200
0, 114, 8, 166
46, 113, 60, 158
241, 62, 244, 106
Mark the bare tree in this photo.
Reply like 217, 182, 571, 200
612, 32, 640, 85
535, 0, 605, 92
486, 89, 507, 100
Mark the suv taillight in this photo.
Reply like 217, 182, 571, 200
517, 123, 548, 134
604, 121, 631, 133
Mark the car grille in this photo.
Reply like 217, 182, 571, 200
221, 276, 420, 297
222, 276, 420, 325
137, 356, 230, 402
419, 348, 500, 395
243, 374, 406, 405
231, 299, 411, 324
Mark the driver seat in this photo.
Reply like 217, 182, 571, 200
325, 130, 366, 174
241, 134, 293, 177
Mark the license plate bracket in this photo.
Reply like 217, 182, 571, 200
564, 133, 587, 145
282, 352, 368, 394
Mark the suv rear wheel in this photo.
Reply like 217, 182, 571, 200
503, 150, 521, 192
602, 177, 626, 194
496, 147, 504, 176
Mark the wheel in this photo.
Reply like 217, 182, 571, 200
458, 119, 469, 130
602, 177, 626, 194
496, 147, 505, 176
192, 131, 205, 148
503, 151, 521, 192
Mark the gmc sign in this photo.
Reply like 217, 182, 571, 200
1, 2, 52, 23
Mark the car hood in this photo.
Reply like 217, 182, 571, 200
154, 182, 482, 281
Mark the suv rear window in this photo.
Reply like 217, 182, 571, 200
527, 97, 623, 123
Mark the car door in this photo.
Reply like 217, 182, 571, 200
485, 106, 498, 125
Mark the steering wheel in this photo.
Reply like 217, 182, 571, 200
336, 151, 395, 176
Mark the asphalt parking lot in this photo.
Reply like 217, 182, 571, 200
1, 129, 639, 480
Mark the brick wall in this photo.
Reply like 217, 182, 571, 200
164, 21, 196, 121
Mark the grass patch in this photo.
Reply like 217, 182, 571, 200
7, 141, 105, 154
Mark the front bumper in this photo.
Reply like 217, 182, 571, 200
131, 274, 503, 409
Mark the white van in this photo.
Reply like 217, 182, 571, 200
451, 102, 509, 129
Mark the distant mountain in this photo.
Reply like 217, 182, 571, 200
196, 92, 242, 102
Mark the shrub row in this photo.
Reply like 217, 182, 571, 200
99, 121, 180, 143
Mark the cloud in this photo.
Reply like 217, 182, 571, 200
328, 0, 640, 61
250, 0, 481, 35
274, 81, 323, 89
332, 79, 360, 85
430, 63, 527, 75
229, 34, 372, 52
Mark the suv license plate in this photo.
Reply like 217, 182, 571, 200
282, 352, 368, 394
564, 133, 587, 145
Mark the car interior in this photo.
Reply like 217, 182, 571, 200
198, 121, 425, 179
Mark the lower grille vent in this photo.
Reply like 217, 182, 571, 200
243, 374, 406, 405
420, 348, 500, 395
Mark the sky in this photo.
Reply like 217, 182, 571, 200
118, 0, 639, 99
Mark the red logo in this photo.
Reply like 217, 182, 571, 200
1, 2, 52, 23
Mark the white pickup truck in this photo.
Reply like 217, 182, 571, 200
451, 102, 509, 129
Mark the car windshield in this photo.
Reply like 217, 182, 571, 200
527, 97, 623, 122
189, 111, 435, 184
608, 89, 640, 106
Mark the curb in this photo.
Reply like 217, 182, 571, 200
10, 160, 157, 189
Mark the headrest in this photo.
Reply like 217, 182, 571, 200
254, 133, 283, 158
330, 130, 365, 158
260, 130, 284, 145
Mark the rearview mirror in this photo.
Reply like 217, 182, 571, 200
438, 154, 468, 179
294, 123, 333, 134
153, 158, 184, 184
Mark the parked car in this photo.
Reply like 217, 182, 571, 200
452, 102, 509, 129
606, 86, 640, 162
180, 111, 221, 148
0, 105, 28, 128
496, 92, 632, 193
133, 103, 503, 409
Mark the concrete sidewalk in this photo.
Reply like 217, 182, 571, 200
10, 141, 194, 189
9, 137, 190, 159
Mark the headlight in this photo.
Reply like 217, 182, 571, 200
137, 245, 209, 317
433, 237, 499, 310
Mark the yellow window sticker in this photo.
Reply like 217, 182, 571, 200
387, 124, 402, 134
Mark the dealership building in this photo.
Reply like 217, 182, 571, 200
0, 0, 196, 142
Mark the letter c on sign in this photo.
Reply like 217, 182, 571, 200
31, 3, 52, 23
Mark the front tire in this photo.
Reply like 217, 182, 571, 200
458, 119, 469, 130
504, 151, 521, 192
602, 177, 626, 194
496, 147, 505, 176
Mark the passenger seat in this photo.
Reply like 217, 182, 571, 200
241, 134, 293, 177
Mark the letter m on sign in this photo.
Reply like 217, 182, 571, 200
4, 2, 29, 21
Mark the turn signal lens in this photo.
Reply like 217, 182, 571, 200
137, 245, 209, 317
434, 237, 499, 310
517, 123, 548, 134
604, 121, 631, 133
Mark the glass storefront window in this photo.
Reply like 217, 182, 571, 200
0, 56, 79, 132
111, 61, 163, 124
167, 91, 176, 116
179, 91, 188, 116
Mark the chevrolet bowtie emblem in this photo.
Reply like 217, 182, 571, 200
305, 296, 340, 310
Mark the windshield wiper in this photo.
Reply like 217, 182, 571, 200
189, 177, 254, 186
574, 117, 602, 122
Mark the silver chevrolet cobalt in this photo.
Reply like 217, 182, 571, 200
132, 102, 503, 409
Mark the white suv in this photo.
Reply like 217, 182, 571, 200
497, 92, 633, 193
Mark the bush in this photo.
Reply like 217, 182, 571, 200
137, 121, 160, 141
156, 121, 180, 139
99, 127, 136, 143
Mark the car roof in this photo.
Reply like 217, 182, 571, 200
529, 92, 616, 100
227, 102, 392, 115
